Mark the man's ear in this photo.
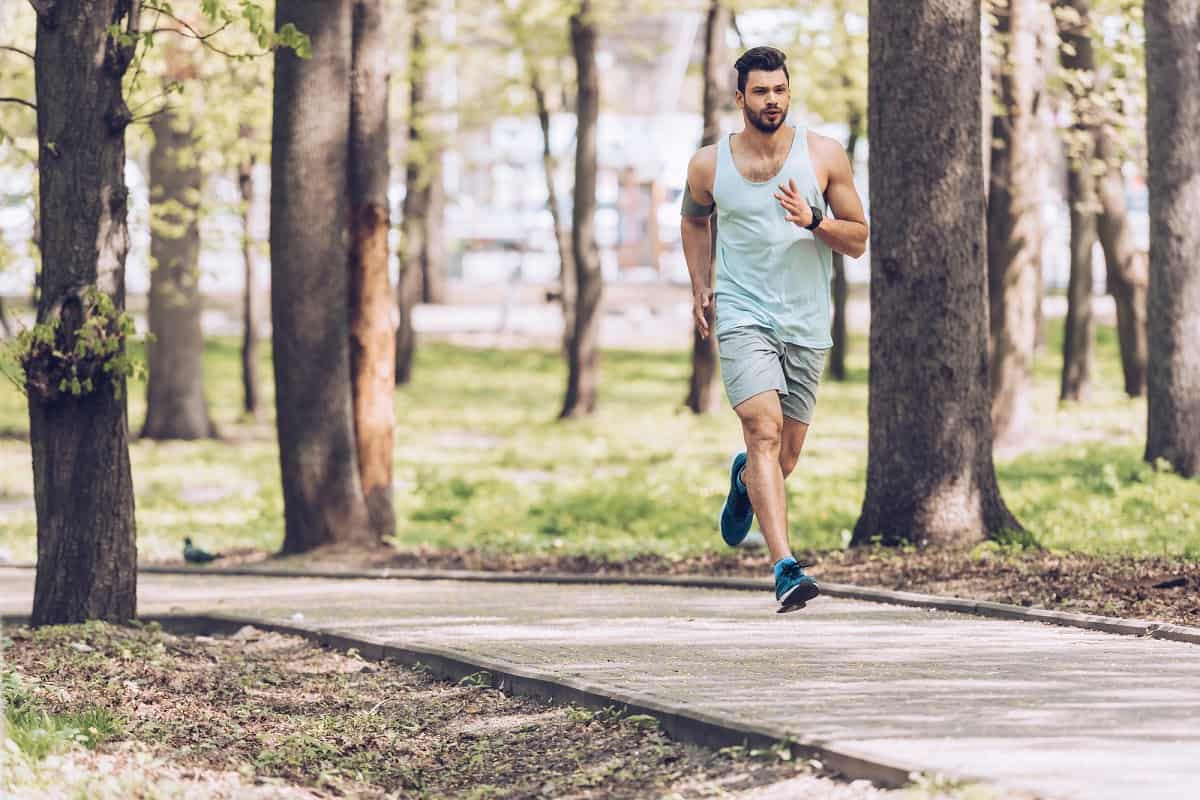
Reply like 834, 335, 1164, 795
734, 90, 744, 109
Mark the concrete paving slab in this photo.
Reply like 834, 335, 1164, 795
2, 569, 1198, 799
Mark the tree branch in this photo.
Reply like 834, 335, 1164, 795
0, 97, 37, 111
141, 3, 265, 58
0, 45, 34, 60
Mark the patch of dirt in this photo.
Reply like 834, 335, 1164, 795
3, 622, 905, 799
174, 544, 1200, 628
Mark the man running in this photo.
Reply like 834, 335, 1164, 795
681, 46, 869, 612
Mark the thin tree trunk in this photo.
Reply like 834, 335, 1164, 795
348, 0, 396, 539
1056, 0, 1097, 403
0, 295, 11, 338
1144, 0, 1200, 477
424, 152, 445, 304
987, 0, 1043, 443
685, 0, 726, 413
531, 67, 576, 356
853, 0, 1021, 547
143, 109, 216, 439
30, 0, 137, 625
272, 0, 374, 553
238, 157, 260, 418
829, 113, 861, 382
396, 0, 430, 383
561, 1, 603, 419
1095, 121, 1148, 397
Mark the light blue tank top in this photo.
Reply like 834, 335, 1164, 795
712, 126, 833, 348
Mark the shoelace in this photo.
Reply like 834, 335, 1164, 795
779, 560, 816, 579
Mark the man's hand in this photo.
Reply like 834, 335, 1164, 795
693, 288, 714, 339
774, 178, 814, 228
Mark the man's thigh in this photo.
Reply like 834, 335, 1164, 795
718, 326, 786, 412
779, 345, 827, 424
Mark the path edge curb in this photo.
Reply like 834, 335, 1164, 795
144, 612, 1025, 796
125, 564, 1200, 646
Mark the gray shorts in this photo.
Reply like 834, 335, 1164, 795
717, 326, 827, 423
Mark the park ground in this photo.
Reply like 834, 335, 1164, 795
1, 619, 911, 799
0, 316, 1197, 624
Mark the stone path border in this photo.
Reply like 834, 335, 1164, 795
148, 612, 1015, 795
131, 565, 1200, 646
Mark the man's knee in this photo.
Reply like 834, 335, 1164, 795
743, 414, 783, 452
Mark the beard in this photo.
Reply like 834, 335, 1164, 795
746, 104, 787, 133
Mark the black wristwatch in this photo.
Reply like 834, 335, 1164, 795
805, 205, 824, 231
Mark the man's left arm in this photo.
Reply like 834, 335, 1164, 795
775, 141, 869, 259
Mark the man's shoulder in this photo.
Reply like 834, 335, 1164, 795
806, 130, 850, 171
689, 144, 719, 172
687, 145, 719, 194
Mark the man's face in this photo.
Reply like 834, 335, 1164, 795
737, 69, 790, 133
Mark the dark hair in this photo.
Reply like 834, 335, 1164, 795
733, 47, 789, 94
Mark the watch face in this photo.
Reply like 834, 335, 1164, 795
808, 206, 823, 229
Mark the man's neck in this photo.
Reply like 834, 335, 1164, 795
737, 122, 794, 158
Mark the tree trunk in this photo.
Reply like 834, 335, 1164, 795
272, 0, 374, 552
531, 68, 576, 357
685, 0, 726, 413
348, 0, 396, 539
853, 0, 1021, 548
1095, 121, 1148, 397
396, 0, 431, 383
0, 295, 12, 338
30, 0, 137, 625
987, 0, 1043, 444
561, 1, 603, 419
400, 0, 444, 307
238, 157, 260, 418
1144, 0, 1200, 477
829, 114, 861, 382
423, 152, 446, 304
1056, 0, 1097, 403
143, 109, 216, 439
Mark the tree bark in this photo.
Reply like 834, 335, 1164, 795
142, 109, 217, 439
829, 113, 861, 382
1144, 0, 1200, 477
561, 1, 603, 419
685, 0, 726, 413
30, 0, 137, 625
531, 67, 576, 357
1095, 121, 1148, 397
238, 157, 260, 418
272, 0, 374, 552
987, 0, 1043, 443
1056, 0, 1097, 403
349, 0, 396, 539
853, 0, 1021, 548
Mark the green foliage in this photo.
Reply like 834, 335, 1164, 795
3, 287, 145, 403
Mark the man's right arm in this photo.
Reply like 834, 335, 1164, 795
681, 147, 717, 338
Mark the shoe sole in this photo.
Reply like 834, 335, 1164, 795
719, 453, 751, 547
777, 580, 820, 614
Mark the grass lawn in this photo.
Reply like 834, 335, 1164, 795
0, 318, 1196, 565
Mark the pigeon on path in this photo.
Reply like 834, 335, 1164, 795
183, 537, 218, 564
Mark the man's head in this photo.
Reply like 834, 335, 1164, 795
734, 47, 790, 134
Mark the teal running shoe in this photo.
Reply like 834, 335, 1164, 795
774, 558, 820, 613
719, 452, 753, 546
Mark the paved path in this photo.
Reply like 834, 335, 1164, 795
3, 569, 1198, 799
